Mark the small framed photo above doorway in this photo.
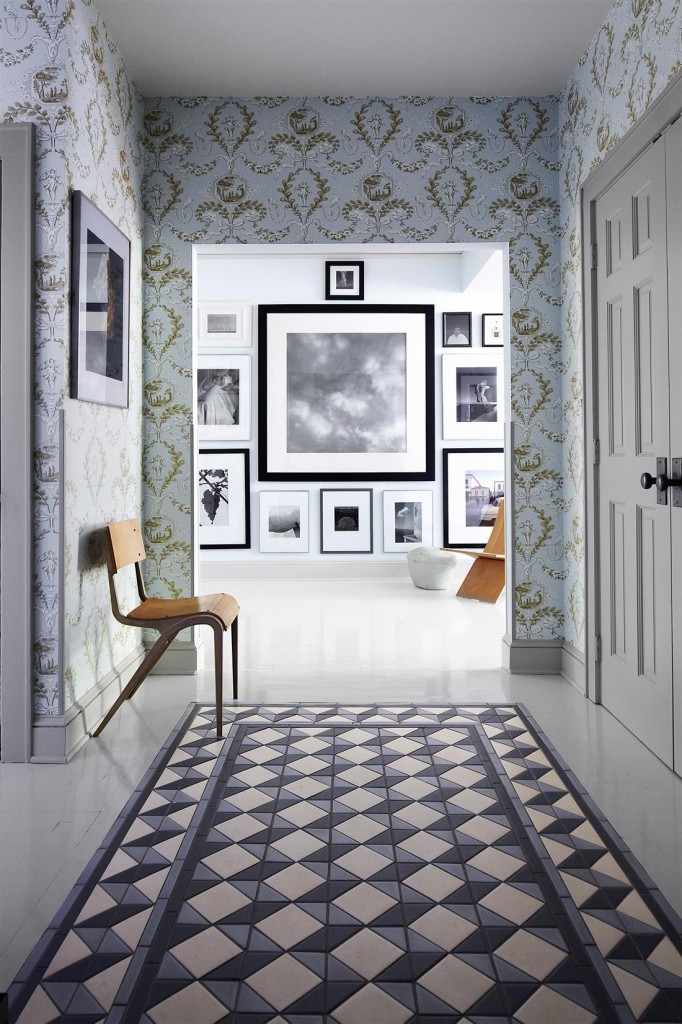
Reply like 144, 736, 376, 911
70, 191, 130, 408
482, 313, 504, 347
196, 301, 252, 347
325, 260, 364, 300
196, 354, 251, 441
320, 489, 373, 554
197, 448, 251, 549
443, 447, 504, 548
383, 490, 433, 552
260, 491, 309, 553
442, 311, 472, 348
442, 348, 504, 441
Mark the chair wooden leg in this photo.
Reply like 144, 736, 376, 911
213, 621, 223, 738
231, 616, 238, 700
91, 629, 176, 737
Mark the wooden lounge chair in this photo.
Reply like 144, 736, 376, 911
92, 518, 238, 738
443, 498, 506, 603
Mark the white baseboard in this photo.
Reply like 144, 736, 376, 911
502, 635, 563, 674
561, 641, 586, 693
148, 637, 200, 675
201, 559, 411, 581
31, 645, 146, 763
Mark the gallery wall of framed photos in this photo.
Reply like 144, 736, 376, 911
193, 244, 507, 563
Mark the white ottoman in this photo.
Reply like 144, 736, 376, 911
407, 546, 457, 590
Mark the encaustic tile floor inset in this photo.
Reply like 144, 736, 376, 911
9, 705, 682, 1023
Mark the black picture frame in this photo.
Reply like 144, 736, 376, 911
442, 311, 472, 347
443, 447, 504, 548
320, 488, 374, 554
70, 191, 130, 407
325, 260, 364, 300
198, 448, 251, 549
482, 313, 504, 347
258, 304, 435, 482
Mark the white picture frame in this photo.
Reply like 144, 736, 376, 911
383, 490, 433, 552
320, 489, 373, 553
196, 301, 252, 347
442, 348, 505, 441
259, 491, 309, 553
196, 354, 251, 441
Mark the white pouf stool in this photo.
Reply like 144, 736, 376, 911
407, 546, 457, 591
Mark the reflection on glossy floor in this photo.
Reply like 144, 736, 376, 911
1, 577, 681, 994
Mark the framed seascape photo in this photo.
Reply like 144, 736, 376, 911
383, 490, 433, 553
198, 449, 250, 549
325, 260, 364, 300
320, 489, 373, 554
258, 304, 435, 481
442, 349, 504, 441
482, 313, 504, 347
442, 311, 472, 348
70, 191, 130, 407
196, 301, 252, 347
196, 354, 251, 441
443, 447, 504, 548
260, 491, 309, 553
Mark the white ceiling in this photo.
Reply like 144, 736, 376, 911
93, 0, 616, 98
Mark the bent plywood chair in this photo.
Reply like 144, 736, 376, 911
93, 519, 238, 738
443, 499, 506, 603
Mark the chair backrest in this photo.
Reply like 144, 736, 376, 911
107, 519, 146, 573
484, 499, 505, 556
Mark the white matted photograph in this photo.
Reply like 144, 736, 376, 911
196, 354, 251, 441
197, 448, 250, 549
320, 488, 373, 553
443, 447, 504, 548
325, 260, 364, 300
196, 301, 252, 347
260, 491, 309, 553
442, 348, 505, 441
383, 490, 433, 552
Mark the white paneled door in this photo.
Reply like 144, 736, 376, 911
595, 118, 682, 769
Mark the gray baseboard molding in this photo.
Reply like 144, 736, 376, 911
561, 641, 586, 693
502, 635, 563, 674
148, 636, 200, 675
31, 645, 146, 763
201, 559, 411, 581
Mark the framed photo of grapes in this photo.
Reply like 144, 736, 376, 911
197, 448, 250, 549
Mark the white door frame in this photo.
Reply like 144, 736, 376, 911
0, 123, 34, 762
583, 73, 682, 705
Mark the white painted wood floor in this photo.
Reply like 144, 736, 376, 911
1, 577, 682, 992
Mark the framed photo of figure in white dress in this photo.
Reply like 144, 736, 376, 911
196, 354, 251, 440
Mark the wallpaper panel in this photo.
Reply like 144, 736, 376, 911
142, 96, 566, 639
559, 0, 682, 650
0, 0, 144, 714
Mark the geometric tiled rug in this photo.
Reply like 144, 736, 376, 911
9, 704, 682, 1023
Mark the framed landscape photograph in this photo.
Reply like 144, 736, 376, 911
482, 313, 504, 347
383, 490, 433, 552
320, 488, 373, 553
442, 311, 472, 348
196, 354, 251, 441
442, 348, 504, 441
197, 448, 250, 549
325, 260, 364, 300
258, 304, 435, 481
196, 301, 252, 347
260, 491, 309, 553
70, 191, 130, 408
443, 447, 504, 548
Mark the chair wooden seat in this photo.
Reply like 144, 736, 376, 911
443, 499, 506, 603
92, 519, 239, 739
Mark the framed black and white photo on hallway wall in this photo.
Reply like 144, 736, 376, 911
442, 348, 504, 441
258, 304, 435, 481
482, 313, 504, 347
383, 490, 433, 552
70, 190, 130, 408
198, 448, 250, 549
196, 354, 251, 441
196, 301, 252, 347
320, 489, 373, 554
442, 311, 472, 347
443, 447, 504, 548
259, 491, 309, 553
325, 260, 364, 300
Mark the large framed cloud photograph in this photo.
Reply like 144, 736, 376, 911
258, 304, 435, 481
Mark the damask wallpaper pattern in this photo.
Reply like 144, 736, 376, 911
559, 0, 681, 650
0, 0, 144, 715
